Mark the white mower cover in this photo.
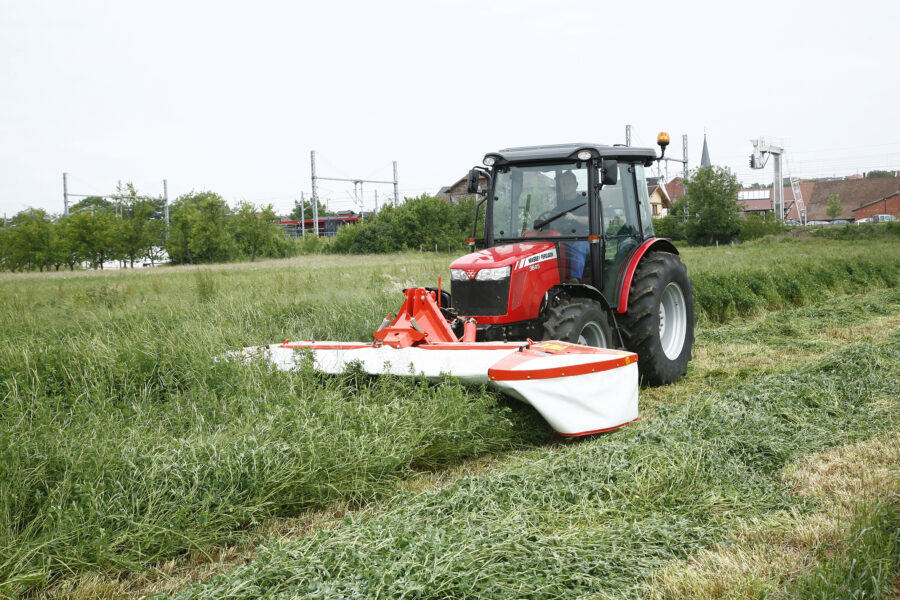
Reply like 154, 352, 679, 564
250, 340, 638, 437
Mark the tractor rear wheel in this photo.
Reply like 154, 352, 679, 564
543, 297, 613, 348
619, 252, 694, 385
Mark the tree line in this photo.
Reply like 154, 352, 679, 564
0, 184, 291, 271
0, 187, 481, 272
1, 168, 779, 273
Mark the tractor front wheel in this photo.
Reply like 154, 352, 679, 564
619, 252, 694, 385
543, 297, 613, 348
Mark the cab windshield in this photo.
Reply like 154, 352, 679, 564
491, 164, 589, 240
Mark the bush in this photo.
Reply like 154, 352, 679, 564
652, 216, 684, 240
813, 220, 900, 241
739, 214, 786, 241
325, 196, 478, 255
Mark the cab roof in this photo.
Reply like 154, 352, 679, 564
485, 143, 657, 166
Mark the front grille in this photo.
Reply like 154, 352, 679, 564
451, 279, 510, 316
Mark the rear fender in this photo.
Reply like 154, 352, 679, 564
615, 238, 679, 313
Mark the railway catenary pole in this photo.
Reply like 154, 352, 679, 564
163, 179, 169, 233
683, 135, 689, 220
300, 191, 305, 237
393, 161, 399, 206
63, 172, 69, 216
625, 124, 632, 147
773, 154, 783, 221
310, 151, 320, 237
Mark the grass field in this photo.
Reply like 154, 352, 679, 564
1, 237, 898, 599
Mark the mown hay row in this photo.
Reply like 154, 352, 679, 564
691, 256, 899, 322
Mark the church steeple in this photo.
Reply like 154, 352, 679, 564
700, 133, 711, 168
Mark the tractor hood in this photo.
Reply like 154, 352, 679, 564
450, 241, 557, 273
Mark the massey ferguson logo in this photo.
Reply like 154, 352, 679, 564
465, 269, 478, 280
515, 248, 557, 270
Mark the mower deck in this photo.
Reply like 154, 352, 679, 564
241, 288, 639, 437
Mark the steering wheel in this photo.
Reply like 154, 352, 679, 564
523, 228, 559, 238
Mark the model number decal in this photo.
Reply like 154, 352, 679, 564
516, 248, 557, 270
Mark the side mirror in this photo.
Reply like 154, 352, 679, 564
466, 169, 481, 194
600, 159, 618, 186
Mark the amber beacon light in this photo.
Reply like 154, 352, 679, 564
657, 131, 670, 158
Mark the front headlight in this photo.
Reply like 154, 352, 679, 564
450, 269, 467, 281
475, 266, 510, 281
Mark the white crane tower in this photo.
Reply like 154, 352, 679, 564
749, 138, 806, 225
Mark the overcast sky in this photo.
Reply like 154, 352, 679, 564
2, 0, 899, 217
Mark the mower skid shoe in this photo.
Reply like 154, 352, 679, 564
487, 342, 639, 436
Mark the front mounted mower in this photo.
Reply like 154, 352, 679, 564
244, 134, 692, 437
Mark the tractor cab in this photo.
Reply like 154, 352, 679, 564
448, 136, 695, 385
478, 145, 655, 302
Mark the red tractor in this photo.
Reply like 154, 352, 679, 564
444, 135, 694, 385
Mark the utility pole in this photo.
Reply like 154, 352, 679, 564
310, 150, 320, 237
625, 124, 632, 147
374, 189, 378, 213
63, 172, 69, 216
393, 161, 399, 206
300, 191, 305, 237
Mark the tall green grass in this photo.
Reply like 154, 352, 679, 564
691, 255, 898, 322
680, 239, 900, 322
0, 239, 898, 594
170, 333, 900, 599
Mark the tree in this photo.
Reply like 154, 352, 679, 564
188, 192, 234, 263
164, 191, 234, 264
865, 170, 893, 179
826, 194, 843, 219
0, 219, 10, 270
55, 216, 84, 270
7, 209, 57, 271
115, 182, 158, 267
67, 208, 117, 268
682, 166, 742, 245
166, 197, 199, 264
70, 196, 113, 215
232, 201, 282, 262
144, 219, 167, 266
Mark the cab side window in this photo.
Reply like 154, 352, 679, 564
599, 163, 638, 235
634, 165, 654, 237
